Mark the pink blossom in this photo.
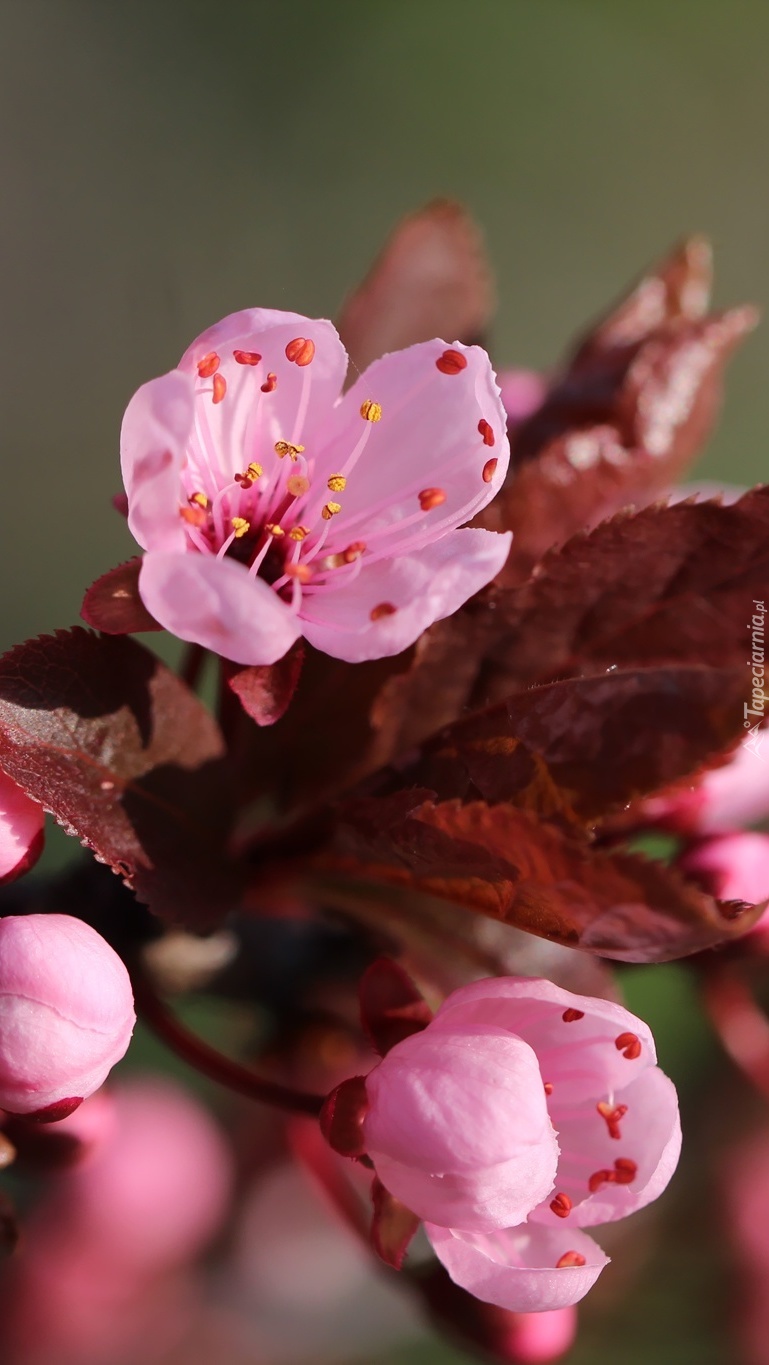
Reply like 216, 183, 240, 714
679, 832, 769, 935
363, 977, 680, 1313
643, 736, 769, 835
498, 368, 546, 427
0, 915, 135, 1117
0, 771, 44, 883
121, 310, 511, 665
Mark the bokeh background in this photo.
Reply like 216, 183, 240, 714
1, 2, 768, 1363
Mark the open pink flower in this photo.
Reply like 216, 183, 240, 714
679, 832, 769, 938
0, 771, 44, 883
121, 310, 511, 665
362, 977, 680, 1313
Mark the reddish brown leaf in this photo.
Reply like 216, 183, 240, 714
0, 1190, 18, 1255
0, 630, 241, 929
225, 642, 304, 727
359, 958, 433, 1056
337, 199, 495, 375
369, 489, 769, 767
392, 666, 752, 824
81, 558, 161, 635
371, 1178, 420, 1270
321, 798, 761, 964
319, 1075, 369, 1158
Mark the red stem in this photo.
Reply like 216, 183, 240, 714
132, 972, 324, 1117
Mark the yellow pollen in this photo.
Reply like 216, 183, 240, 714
327, 474, 347, 492
231, 517, 250, 539
360, 399, 382, 422
322, 501, 342, 520
247, 462, 263, 480
275, 440, 305, 461
285, 563, 313, 582
288, 525, 310, 541
265, 523, 285, 538
287, 474, 311, 497
189, 492, 208, 508
180, 506, 206, 527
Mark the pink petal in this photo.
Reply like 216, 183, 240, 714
364, 1026, 558, 1231
139, 551, 301, 666
120, 370, 194, 553
425, 1223, 608, 1314
679, 832, 769, 909
300, 528, 512, 663
431, 977, 655, 1106
0, 771, 44, 882
532, 1066, 682, 1227
308, 339, 509, 557
644, 735, 769, 835
501, 1307, 578, 1363
178, 310, 347, 483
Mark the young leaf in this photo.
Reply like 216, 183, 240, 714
81, 558, 161, 634
371, 1178, 420, 1270
225, 642, 304, 727
0, 629, 241, 928
359, 958, 433, 1056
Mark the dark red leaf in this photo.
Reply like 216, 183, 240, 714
320, 797, 762, 964
0, 1190, 17, 1255
337, 199, 495, 375
392, 666, 751, 824
81, 558, 161, 635
359, 958, 433, 1056
319, 1075, 369, 1158
0, 629, 241, 929
371, 1178, 420, 1270
225, 642, 304, 727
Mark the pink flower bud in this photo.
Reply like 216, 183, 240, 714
680, 832, 769, 913
0, 915, 135, 1116
0, 772, 44, 883
644, 736, 769, 835
361, 976, 680, 1313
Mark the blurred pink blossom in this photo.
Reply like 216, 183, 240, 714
362, 977, 680, 1313
0, 772, 44, 883
122, 310, 511, 665
498, 368, 547, 427
0, 915, 134, 1117
643, 735, 769, 835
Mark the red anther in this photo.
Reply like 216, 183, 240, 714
212, 373, 227, 404
180, 506, 207, 528
197, 351, 220, 378
370, 602, 397, 621
478, 418, 495, 446
615, 1031, 642, 1060
233, 350, 262, 366
562, 1008, 584, 1023
286, 337, 316, 366
613, 1158, 637, 1185
284, 563, 313, 583
418, 487, 447, 511
596, 1101, 628, 1140
343, 541, 366, 563
482, 457, 498, 483
436, 348, 467, 375
588, 1168, 614, 1193
261, 372, 278, 393
556, 1250, 586, 1269
543, 1081, 554, 1096
550, 1192, 572, 1219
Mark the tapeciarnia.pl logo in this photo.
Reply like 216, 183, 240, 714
745, 598, 766, 758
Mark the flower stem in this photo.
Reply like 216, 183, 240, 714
701, 961, 769, 1101
132, 970, 324, 1116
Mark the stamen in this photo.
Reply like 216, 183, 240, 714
370, 602, 397, 621
284, 562, 313, 583
543, 1081, 554, 1096
562, 1008, 585, 1023
556, 1251, 586, 1269
212, 373, 227, 404
287, 473, 311, 497
233, 350, 262, 366
180, 506, 207, 528
197, 351, 220, 379
615, 1032, 642, 1060
322, 501, 342, 520
418, 487, 447, 511
285, 337, 316, 366
613, 1158, 637, 1185
344, 541, 366, 562
327, 475, 347, 492
275, 441, 305, 460
247, 462, 264, 480
360, 399, 383, 422
231, 517, 250, 539
588, 1169, 613, 1193
478, 418, 495, 446
550, 1193, 572, 1219
189, 492, 209, 508
436, 348, 467, 375
482, 458, 498, 483
261, 373, 278, 393
288, 525, 309, 541
596, 1101, 628, 1140
265, 523, 285, 538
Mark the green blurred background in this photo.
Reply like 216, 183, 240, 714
2, 2, 767, 1362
